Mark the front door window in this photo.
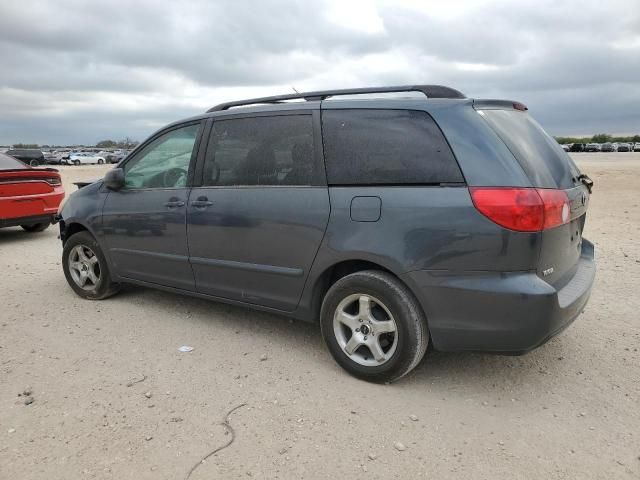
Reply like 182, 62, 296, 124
124, 124, 200, 189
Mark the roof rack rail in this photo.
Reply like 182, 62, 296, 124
207, 85, 465, 112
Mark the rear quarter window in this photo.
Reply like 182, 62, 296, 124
477, 109, 580, 189
321, 109, 464, 185
0, 152, 27, 169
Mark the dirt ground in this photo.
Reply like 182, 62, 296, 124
1, 154, 639, 479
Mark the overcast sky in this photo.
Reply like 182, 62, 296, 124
1, 0, 639, 145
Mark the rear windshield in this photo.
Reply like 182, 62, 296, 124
478, 109, 579, 189
0, 152, 27, 169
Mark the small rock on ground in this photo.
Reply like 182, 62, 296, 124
394, 442, 407, 451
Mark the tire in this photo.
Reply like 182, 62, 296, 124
320, 270, 428, 383
73, 160, 80, 166
97, 159, 104, 165
62, 231, 120, 300
21, 223, 50, 232
29, 159, 39, 167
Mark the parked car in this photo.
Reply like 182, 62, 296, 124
65, 152, 106, 165
6, 148, 45, 166
56, 150, 73, 165
634, 142, 640, 152
44, 152, 62, 165
58, 85, 595, 383
561, 144, 570, 152
570, 143, 586, 152
617, 143, 631, 152
585, 143, 601, 152
0, 151, 65, 232
105, 151, 129, 164
601, 142, 617, 152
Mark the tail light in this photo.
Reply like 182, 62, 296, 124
470, 187, 570, 232
0, 175, 61, 186
44, 176, 62, 186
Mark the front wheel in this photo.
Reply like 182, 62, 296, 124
62, 231, 120, 300
320, 270, 429, 383
97, 159, 104, 165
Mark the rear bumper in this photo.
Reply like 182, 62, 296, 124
401, 239, 595, 353
0, 190, 63, 227
0, 213, 55, 228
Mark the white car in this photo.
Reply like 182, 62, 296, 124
66, 152, 106, 165
634, 142, 640, 152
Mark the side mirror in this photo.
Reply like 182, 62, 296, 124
104, 168, 125, 191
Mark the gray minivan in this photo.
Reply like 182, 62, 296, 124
58, 85, 595, 382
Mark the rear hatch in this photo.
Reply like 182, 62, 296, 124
475, 105, 591, 287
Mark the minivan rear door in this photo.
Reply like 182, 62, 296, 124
476, 106, 590, 287
187, 111, 329, 311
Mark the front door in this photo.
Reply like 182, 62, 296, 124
102, 122, 202, 290
187, 113, 330, 311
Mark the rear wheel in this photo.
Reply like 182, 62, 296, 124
97, 159, 104, 165
21, 223, 50, 232
29, 159, 39, 167
62, 231, 120, 300
320, 270, 428, 383
73, 160, 80, 166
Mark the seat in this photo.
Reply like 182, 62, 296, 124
283, 142, 313, 185
241, 145, 277, 185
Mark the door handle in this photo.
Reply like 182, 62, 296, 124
190, 196, 213, 208
164, 199, 185, 208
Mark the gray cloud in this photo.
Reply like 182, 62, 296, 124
0, 0, 639, 144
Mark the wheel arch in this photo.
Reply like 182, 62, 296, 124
59, 219, 94, 245
307, 259, 412, 323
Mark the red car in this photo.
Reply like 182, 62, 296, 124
0, 152, 65, 232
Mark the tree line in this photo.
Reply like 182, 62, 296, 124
554, 134, 640, 145
11, 134, 640, 150
95, 138, 139, 149
10, 138, 139, 149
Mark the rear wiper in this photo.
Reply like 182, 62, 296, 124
577, 174, 593, 193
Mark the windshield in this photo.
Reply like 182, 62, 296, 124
478, 109, 580, 189
0, 152, 27, 169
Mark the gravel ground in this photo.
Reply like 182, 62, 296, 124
1, 154, 639, 479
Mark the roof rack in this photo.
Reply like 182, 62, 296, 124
207, 85, 465, 112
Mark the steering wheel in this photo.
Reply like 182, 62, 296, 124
162, 167, 187, 187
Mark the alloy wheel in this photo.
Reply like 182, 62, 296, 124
333, 293, 398, 366
68, 245, 101, 290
